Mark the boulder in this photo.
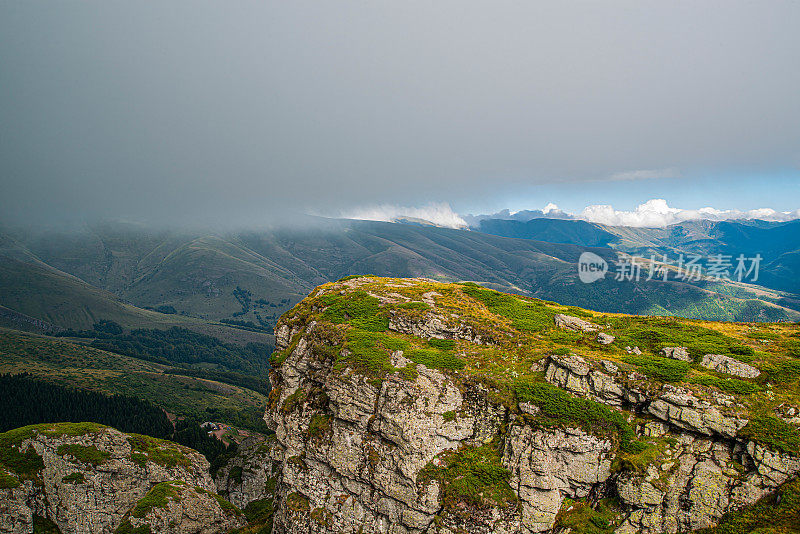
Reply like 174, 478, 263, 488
701, 354, 761, 378
596, 333, 615, 345
661, 347, 691, 361
118, 481, 246, 534
553, 314, 599, 333
0, 423, 213, 534
545, 354, 639, 407
647, 385, 748, 438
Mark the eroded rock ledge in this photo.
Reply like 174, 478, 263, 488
0, 423, 237, 534
264, 277, 800, 534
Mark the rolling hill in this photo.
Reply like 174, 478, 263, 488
2, 219, 798, 326
0, 327, 268, 429
472, 217, 800, 300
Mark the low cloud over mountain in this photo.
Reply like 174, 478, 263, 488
465, 199, 800, 228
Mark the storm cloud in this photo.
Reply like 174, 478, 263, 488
1, 1, 798, 227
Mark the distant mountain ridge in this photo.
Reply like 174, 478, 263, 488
477, 218, 619, 247
1, 218, 798, 327
474, 217, 800, 296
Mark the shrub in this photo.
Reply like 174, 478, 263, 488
419, 444, 516, 509
739, 415, 800, 455
308, 414, 332, 437
762, 360, 800, 385
0, 427, 44, 480
61, 472, 86, 484
514, 381, 645, 453
555, 498, 619, 534
622, 354, 690, 383
131, 481, 183, 517
565, 306, 594, 318
407, 348, 465, 371
689, 375, 761, 395
547, 330, 583, 345
32, 517, 62, 534
427, 338, 456, 350
281, 388, 308, 414
57, 444, 110, 466
462, 285, 556, 334
127, 435, 190, 468
607, 317, 747, 361
0, 469, 19, 489
320, 291, 388, 332
336, 329, 409, 377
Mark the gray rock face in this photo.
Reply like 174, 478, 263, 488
661, 347, 691, 362
267, 343, 495, 534
553, 314, 599, 333
596, 333, 615, 345
503, 426, 612, 533
647, 385, 749, 438
617, 434, 800, 533
267, 313, 800, 534
388, 311, 486, 344
215, 436, 282, 509
701, 354, 761, 378
119, 481, 246, 534
544, 355, 749, 440
544, 354, 645, 407
0, 424, 214, 534
267, 328, 620, 534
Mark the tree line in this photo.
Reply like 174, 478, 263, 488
0, 373, 236, 469
56, 321, 272, 377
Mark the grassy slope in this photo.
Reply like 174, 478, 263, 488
0, 327, 267, 426
0, 255, 274, 345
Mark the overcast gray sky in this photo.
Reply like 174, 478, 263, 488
1, 1, 798, 227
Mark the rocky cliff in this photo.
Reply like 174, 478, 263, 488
265, 276, 800, 534
0, 422, 243, 534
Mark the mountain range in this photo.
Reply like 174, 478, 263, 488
1, 216, 798, 331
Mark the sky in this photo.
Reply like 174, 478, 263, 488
1, 1, 798, 229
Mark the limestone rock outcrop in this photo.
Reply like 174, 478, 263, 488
0, 423, 216, 534
660, 347, 691, 362
215, 435, 282, 509
503, 426, 612, 533
117, 481, 246, 534
701, 353, 761, 378
264, 278, 800, 534
553, 314, 598, 333
266, 323, 501, 533
617, 433, 800, 533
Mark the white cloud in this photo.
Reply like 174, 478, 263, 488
345, 199, 799, 230
578, 198, 800, 227
542, 203, 561, 214
341, 202, 468, 228
608, 168, 681, 181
